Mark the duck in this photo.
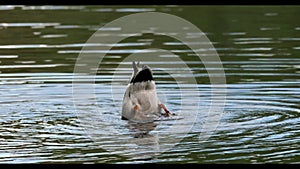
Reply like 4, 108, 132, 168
121, 61, 171, 122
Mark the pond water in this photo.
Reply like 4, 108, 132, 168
0, 6, 300, 163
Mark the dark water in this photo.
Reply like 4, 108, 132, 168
0, 6, 300, 163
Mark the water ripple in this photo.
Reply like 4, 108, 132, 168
0, 5, 299, 164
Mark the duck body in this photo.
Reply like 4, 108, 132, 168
122, 62, 170, 122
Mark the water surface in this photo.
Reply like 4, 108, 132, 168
0, 6, 300, 163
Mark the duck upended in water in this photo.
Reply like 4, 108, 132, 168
122, 62, 171, 122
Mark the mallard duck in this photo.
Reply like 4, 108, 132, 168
121, 61, 171, 122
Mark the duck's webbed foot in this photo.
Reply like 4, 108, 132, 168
159, 103, 172, 117
134, 104, 140, 113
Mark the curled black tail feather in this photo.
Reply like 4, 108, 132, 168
130, 68, 153, 84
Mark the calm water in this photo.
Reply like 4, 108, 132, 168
0, 5, 300, 163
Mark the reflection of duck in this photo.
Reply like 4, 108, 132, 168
122, 62, 171, 122
127, 121, 159, 160
128, 121, 157, 138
